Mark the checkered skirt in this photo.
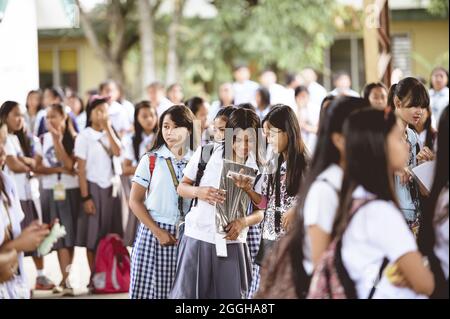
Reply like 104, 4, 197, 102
129, 222, 177, 299
246, 224, 261, 299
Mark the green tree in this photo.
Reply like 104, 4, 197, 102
427, 0, 449, 17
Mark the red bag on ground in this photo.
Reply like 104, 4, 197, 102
92, 233, 130, 294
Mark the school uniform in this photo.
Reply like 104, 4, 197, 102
0, 172, 30, 299
121, 132, 155, 246
74, 127, 123, 251
169, 144, 255, 299
36, 132, 80, 250
394, 127, 422, 230
3, 134, 39, 233
108, 101, 132, 133
129, 145, 193, 299
302, 164, 343, 275
341, 186, 426, 299
429, 87, 449, 129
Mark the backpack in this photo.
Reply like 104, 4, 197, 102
307, 198, 389, 299
92, 234, 131, 294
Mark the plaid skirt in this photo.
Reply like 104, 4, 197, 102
246, 224, 261, 299
129, 222, 177, 299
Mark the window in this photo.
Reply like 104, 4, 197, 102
38, 47, 78, 91
391, 34, 412, 76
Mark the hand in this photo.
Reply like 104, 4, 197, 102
23, 157, 36, 170
224, 218, 247, 241
282, 207, 297, 231
231, 169, 253, 193
196, 187, 226, 206
0, 249, 18, 283
61, 167, 76, 176
385, 263, 410, 288
417, 146, 434, 164
48, 122, 62, 140
395, 167, 412, 186
15, 222, 49, 252
154, 228, 177, 247
99, 113, 111, 130
83, 199, 96, 215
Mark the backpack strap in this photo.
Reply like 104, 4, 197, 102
191, 143, 214, 207
165, 158, 184, 219
317, 177, 339, 195
147, 153, 156, 192
367, 257, 389, 299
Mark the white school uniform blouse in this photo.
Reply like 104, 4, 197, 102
3, 134, 33, 201
0, 172, 29, 299
108, 101, 132, 133
122, 132, 155, 166
35, 132, 79, 190
341, 186, 426, 299
74, 127, 116, 188
183, 144, 259, 245
303, 164, 343, 275
434, 186, 449, 279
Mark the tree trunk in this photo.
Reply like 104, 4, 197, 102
165, 0, 185, 86
137, 0, 157, 97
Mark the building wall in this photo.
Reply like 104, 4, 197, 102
391, 19, 449, 78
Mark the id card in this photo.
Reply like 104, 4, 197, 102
53, 183, 66, 201
215, 233, 227, 257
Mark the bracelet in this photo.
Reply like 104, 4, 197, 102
81, 194, 92, 202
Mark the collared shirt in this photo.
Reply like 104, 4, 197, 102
132, 145, 193, 226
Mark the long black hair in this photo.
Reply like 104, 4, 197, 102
256, 87, 271, 108
85, 96, 109, 128
48, 104, 76, 156
285, 97, 368, 297
224, 108, 261, 165
25, 90, 43, 112
410, 103, 437, 149
418, 106, 449, 298
44, 87, 65, 105
388, 77, 430, 110
332, 109, 399, 238
132, 101, 158, 161
0, 101, 33, 157
264, 104, 307, 196
151, 105, 196, 152
186, 97, 205, 116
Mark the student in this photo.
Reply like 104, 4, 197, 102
128, 105, 195, 299
23, 90, 45, 135
418, 106, 449, 299
389, 77, 434, 232
186, 97, 208, 145
122, 101, 158, 246
259, 105, 308, 244
300, 68, 328, 116
99, 80, 132, 136
0, 101, 55, 291
171, 108, 264, 299
74, 96, 122, 289
330, 72, 360, 98
254, 87, 271, 121
429, 67, 449, 127
259, 70, 290, 107
0, 123, 50, 298
411, 104, 437, 151
34, 103, 79, 295
208, 82, 235, 123
295, 85, 318, 154
232, 65, 259, 105
166, 83, 184, 105
37, 87, 79, 137
146, 82, 174, 118
299, 97, 368, 274
333, 108, 434, 298
211, 107, 236, 143
362, 82, 388, 111
67, 94, 87, 131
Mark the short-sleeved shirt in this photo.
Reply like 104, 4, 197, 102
261, 161, 298, 241
434, 186, 449, 279
35, 132, 79, 190
429, 87, 449, 129
4, 134, 33, 201
183, 144, 259, 244
108, 101, 132, 133
341, 186, 424, 299
74, 127, 115, 188
132, 145, 193, 226
303, 164, 343, 274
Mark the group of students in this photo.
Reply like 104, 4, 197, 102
0, 65, 448, 299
